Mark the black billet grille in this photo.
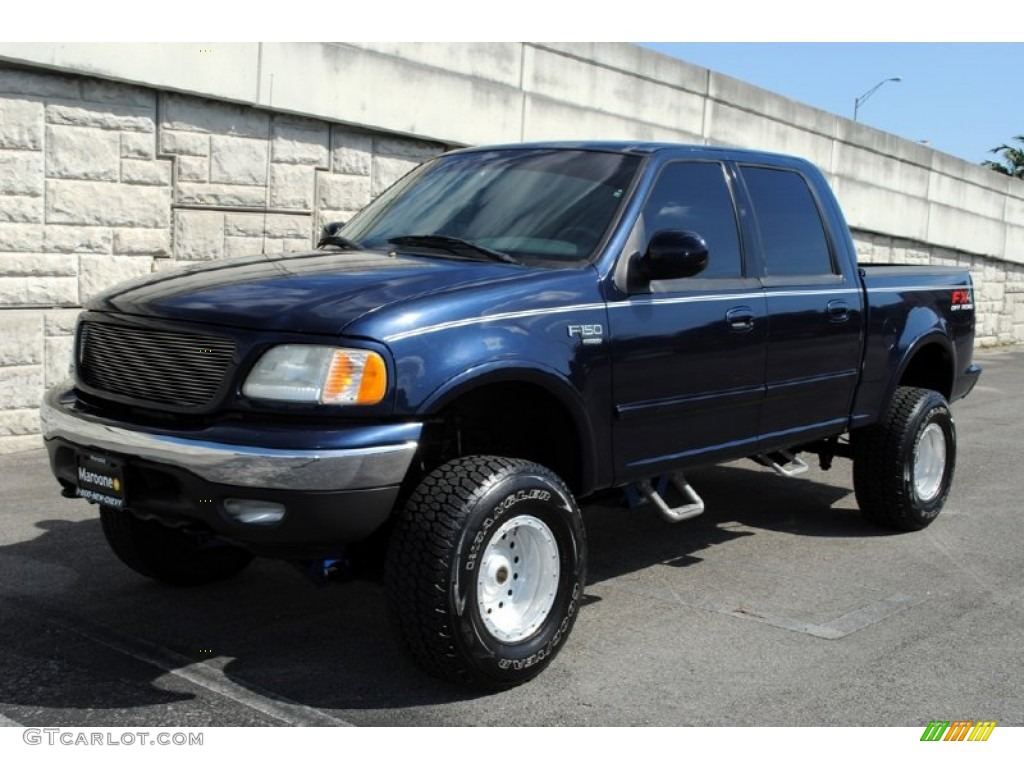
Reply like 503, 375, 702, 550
78, 322, 236, 408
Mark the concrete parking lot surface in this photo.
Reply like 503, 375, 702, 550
1, 348, 1021, 727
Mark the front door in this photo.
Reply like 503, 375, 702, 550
607, 159, 767, 483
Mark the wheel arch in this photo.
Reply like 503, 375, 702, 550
892, 332, 956, 402
415, 363, 598, 495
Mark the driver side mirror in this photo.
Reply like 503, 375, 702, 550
633, 230, 709, 285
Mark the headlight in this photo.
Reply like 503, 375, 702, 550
242, 345, 387, 405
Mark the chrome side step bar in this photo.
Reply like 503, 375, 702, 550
636, 472, 706, 523
753, 451, 809, 478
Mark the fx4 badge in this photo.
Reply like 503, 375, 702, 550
567, 324, 604, 345
951, 288, 974, 311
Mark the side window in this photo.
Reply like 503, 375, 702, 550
639, 161, 743, 279
741, 166, 834, 276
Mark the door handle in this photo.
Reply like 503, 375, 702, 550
726, 306, 755, 332
827, 300, 850, 323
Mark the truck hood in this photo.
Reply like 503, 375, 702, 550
87, 249, 530, 336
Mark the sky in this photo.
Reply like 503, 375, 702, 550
638, 43, 1023, 166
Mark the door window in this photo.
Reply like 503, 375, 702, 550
636, 162, 743, 279
740, 166, 835, 276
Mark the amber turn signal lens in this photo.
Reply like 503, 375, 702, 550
322, 350, 386, 405
357, 351, 387, 404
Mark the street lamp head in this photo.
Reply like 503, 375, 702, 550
853, 77, 903, 122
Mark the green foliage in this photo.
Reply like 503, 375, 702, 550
982, 135, 1024, 178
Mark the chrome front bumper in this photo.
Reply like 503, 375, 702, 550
40, 395, 418, 493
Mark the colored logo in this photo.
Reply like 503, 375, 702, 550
920, 720, 996, 742
950, 289, 974, 311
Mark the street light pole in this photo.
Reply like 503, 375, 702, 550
853, 77, 902, 122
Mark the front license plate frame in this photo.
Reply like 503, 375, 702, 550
76, 452, 126, 508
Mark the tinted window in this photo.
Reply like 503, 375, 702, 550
341, 149, 641, 267
741, 166, 834, 276
639, 162, 742, 279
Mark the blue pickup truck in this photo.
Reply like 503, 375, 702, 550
42, 142, 980, 687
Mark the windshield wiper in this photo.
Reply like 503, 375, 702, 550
318, 234, 362, 250
388, 235, 521, 265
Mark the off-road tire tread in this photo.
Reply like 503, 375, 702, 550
385, 455, 570, 687
852, 386, 953, 531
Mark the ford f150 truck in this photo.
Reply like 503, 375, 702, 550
42, 142, 981, 687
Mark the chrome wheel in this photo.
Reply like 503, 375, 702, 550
476, 515, 560, 643
913, 422, 947, 502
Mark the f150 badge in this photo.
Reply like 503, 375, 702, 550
567, 324, 604, 345
951, 289, 974, 311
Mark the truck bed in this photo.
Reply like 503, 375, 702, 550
851, 264, 977, 430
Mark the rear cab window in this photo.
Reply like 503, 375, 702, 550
739, 165, 836, 279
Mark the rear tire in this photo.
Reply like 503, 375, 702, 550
385, 456, 587, 688
852, 386, 956, 531
100, 506, 253, 586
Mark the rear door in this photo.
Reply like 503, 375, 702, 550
736, 163, 864, 446
607, 157, 767, 482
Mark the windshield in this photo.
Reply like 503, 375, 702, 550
340, 148, 642, 267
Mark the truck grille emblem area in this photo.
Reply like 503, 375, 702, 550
78, 322, 235, 408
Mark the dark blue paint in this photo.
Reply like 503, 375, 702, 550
91, 249, 528, 336
73, 141, 979, 499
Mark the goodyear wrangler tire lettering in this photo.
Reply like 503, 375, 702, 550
493, 489, 552, 516
496, 582, 581, 671
384, 456, 587, 688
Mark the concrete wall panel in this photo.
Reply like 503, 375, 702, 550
522, 95, 703, 144
539, 43, 709, 94
709, 72, 836, 138
834, 118, 935, 169
1003, 225, 1024, 266
1002, 186, 1024, 229
0, 43, 259, 104
931, 148, 1009, 190
705, 100, 833, 170
524, 47, 706, 137
832, 177, 930, 243
928, 171, 1007, 220
255, 43, 521, 147
347, 42, 523, 89
832, 141, 930, 198
927, 202, 1006, 257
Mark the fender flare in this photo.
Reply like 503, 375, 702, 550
885, 330, 956, 406
418, 361, 600, 494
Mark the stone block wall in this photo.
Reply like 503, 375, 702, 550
0, 63, 446, 452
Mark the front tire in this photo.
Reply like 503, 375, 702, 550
100, 505, 253, 586
385, 456, 587, 688
852, 386, 957, 531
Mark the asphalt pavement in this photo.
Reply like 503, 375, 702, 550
1, 347, 1021, 726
